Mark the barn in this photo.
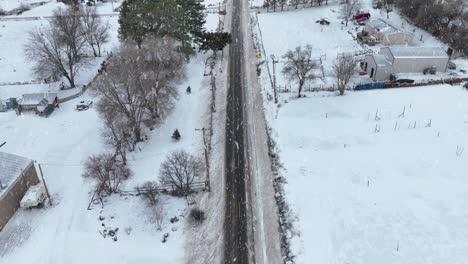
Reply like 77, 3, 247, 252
363, 46, 449, 81
364, 18, 414, 46
0, 152, 39, 231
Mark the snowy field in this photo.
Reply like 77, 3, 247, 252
0, 5, 120, 88
255, 1, 468, 263
264, 85, 468, 264
0, 2, 218, 264
256, 4, 361, 88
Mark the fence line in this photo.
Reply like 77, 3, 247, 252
58, 54, 113, 104
251, 0, 338, 13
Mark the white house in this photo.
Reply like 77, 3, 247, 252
363, 46, 449, 81
365, 19, 414, 46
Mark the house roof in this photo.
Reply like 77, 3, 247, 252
366, 18, 402, 35
386, 46, 449, 59
20, 93, 58, 106
0, 152, 33, 199
373, 54, 392, 67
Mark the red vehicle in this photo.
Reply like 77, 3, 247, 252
354, 12, 371, 23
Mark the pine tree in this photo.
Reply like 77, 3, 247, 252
199, 32, 232, 57
118, 0, 147, 48
172, 129, 181, 140
118, 0, 205, 56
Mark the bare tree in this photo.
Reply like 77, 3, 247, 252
25, 7, 87, 87
51, 7, 86, 59
281, 45, 319, 98
99, 105, 132, 165
159, 150, 204, 196
341, 0, 361, 26
83, 153, 132, 195
333, 54, 356, 96
25, 26, 85, 88
93, 38, 183, 142
136, 181, 160, 205
139, 37, 185, 122
81, 6, 110, 57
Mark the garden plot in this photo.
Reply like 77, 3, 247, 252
265, 85, 468, 264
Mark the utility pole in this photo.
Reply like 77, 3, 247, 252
211, 74, 216, 113
270, 54, 279, 104
195, 128, 211, 192
38, 164, 52, 206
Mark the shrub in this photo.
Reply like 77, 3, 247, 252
189, 208, 205, 224
159, 150, 204, 196
82, 153, 132, 195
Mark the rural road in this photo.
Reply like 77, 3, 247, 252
223, 0, 249, 262
223, 0, 283, 263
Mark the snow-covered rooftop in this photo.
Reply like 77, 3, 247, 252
373, 54, 392, 67
366, 18, 403, 35
386, 46, 449, 59
20, 93, 58, 106
0, 152, 33, 198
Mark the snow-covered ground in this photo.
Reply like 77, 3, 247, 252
0, 14, 119, 88
254, 0, 468, 263
0, 0, 48, 12
265, 85, 468, 264
0, 2, 219, 264
255, 0, 468, 93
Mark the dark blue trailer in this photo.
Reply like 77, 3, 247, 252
354, 82, 386, 91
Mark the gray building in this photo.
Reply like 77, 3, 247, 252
19, 93, 58, 111
363, 46, 449, 81
365, 19, 414, 46
0, 152, 39, 231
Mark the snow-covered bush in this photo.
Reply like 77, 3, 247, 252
82, 153, 132, 195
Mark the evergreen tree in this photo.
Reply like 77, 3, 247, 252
172, 129, 181, 140
177, 0, 206, 44
199, 32, 232, 57
118, 0, 147, 48
118, 0, 205, 56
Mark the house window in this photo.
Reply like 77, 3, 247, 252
365, 62, 368, 71
370, 68, 374, 78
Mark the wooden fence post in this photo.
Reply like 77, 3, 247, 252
38, 164, 52, 206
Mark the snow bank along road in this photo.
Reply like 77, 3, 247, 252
223, 0, 283, 262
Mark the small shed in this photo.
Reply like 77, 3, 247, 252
19, 93, 58, 111
0, 152, 40, 231
363, 46, 449, 81
18, 93, 58, 117
365, 19, 414, 46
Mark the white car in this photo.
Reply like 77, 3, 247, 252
20, 184, 47, 208
76, 100, 93, 111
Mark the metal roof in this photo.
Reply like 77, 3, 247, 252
387, 46, 449, 58
20, 93, 57, 106
366, 18, 402, 35
0, 152, 33, 198
373, 54, 392, 67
